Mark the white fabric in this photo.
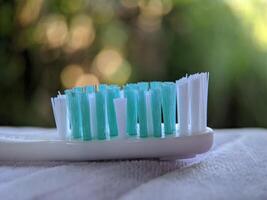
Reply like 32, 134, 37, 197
0, 127, 267, 200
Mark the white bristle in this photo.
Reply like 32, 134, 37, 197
51, 98, 58, 129
51, 95, 68, 139
114, 97, 127, 138
176, 77, 189, 136
199, 74, 205, 132
59, 95, 68, 139
199, 73, 206, 132
189, 74, 202, 134
204, 72, 209, 128
119, 90, 124, 98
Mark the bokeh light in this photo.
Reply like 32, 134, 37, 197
105, 60, 132, 85
226, 0, 267, 49
66, 14, 95, 53
137, 0, 173, 32
17, 0, 44, 26
95, 48, 123, 77
75, 73, 99, 86
60, 64, 84, 88
44, 14, 68, 49
93, 48, 131, 84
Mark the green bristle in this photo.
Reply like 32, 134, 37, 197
85, 85, 94, 93
125, 83, 139, 118
124, 87, 138, 136
138, 89, 148, 137
137, 82, 149, 91
99, 84, 108, 91
109, 84, 120, 89
150, 81, 162, 89
65, 90, 82, 139
98, 84, 109, 134
151, 88, 162, 137
74, 87, 83, 92
125, 83, 138, 91
96, 91, 106, 140
79, 91, 92, 140
107, 87, 120, 137
161, 82, 176, 135
74, 88, 84, 139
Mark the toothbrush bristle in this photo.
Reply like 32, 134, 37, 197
51, 72, 209, 141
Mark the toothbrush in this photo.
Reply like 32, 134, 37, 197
0, 72, 213, 161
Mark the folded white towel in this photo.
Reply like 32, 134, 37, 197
0, 127, 266, 200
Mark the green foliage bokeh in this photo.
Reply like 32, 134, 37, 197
1, 0, 267, 128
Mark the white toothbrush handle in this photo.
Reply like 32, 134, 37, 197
0, 128, 214, 161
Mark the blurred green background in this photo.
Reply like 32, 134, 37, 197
1, 0, 267, 128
